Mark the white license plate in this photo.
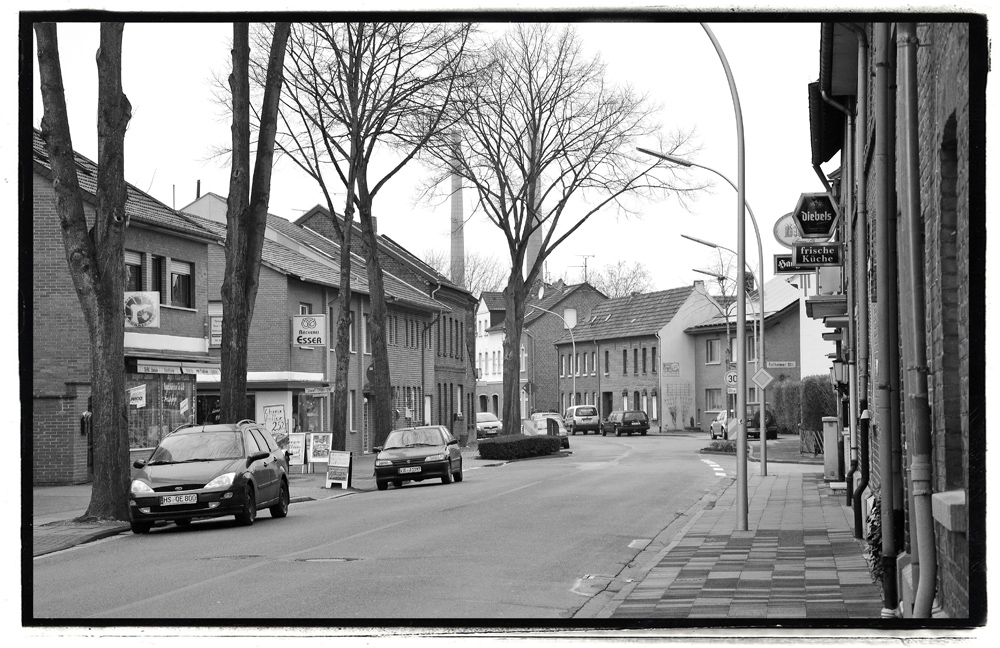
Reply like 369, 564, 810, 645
398, 466, 421, 474
160, 494, 197, 506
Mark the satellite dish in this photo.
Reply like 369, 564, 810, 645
537, 285, 545, 300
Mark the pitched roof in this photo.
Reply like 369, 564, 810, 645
524, 282, 600, 326
32, 129, 217, 241
685, 276, 801, 332
556, 285, 695, 344
480, 291, 506, 311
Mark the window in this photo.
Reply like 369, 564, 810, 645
363, 314, 371, 354
457, 385, 463, 415
651, 394, 658, 420
591, 352, 596, 375
299, 303, 312, 315
478, 353, 483, 376
746, 332, 757, 362
169, 260, 193, 308
576, 353, 581, 376
604, 350, 609, 375
633, 349, 639, 375
642, 348, 648, 374
705, 388, 724, 411
706, 339, 720, 364
349, 311, 356, 353
348, 390, 356, 431
125, 251, 142, 292
520, 345, 526, 372
652, 347, 657, 373
622, 349, 628, 375
560, 354, 565, 377
151, 256, 166, 303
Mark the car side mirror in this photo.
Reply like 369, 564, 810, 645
133, 459, 146, 469
448, 439, 458, 446
284, 450, 292, 462
248, 451, 269, 465
373, 446, 383, 453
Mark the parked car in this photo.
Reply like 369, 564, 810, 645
523, 412, 570, 449
747, 406, 779, 440
475, 411, 502, 437
601, 410, 650, 437
563, 405, 601, 435
373, 425, 464, 490
128, 420, 291, 534
710, 410, 736, 440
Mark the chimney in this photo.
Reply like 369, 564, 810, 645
524, 177, 544, 276
196, 179, 201, 199
449, 131, 465, 287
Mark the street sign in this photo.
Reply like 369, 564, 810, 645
791, 192, 838, 239
793, 242, 843, 267
752, 368, 775, 390
767, 361, 797, 369
773, 212, 807, 250
774, 254, 815, 274
725, 370, 738, 387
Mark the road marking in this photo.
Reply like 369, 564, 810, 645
701, 458, 728, 478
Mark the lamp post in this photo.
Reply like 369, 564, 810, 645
637, 23, 748, 529
529, 303, 576, 408
683, 232, 768, 475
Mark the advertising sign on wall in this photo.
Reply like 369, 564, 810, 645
210, 316, 223, 346
124, 292, 160, 328
128, 384, 146, 408
291, 315, 327, 347
263, 404, 287, 438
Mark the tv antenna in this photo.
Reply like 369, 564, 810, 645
573, 254, 595, 282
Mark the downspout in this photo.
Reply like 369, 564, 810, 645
654, 332, 662, 430
898, 22, 937, 618
845, 21, 871, 537
874, 22, 900, 617
422, 282, 443, 425
595, 339, 602, 418
523, 326, 536, 413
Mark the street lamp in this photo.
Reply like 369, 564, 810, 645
683, 232, 768, 476
637, 22, 749, 530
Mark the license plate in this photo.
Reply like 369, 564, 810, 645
160, 494, 197, 506
398, 466, 421, 474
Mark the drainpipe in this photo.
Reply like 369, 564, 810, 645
654, 332, 663, 431
523, 327, 536, 412
422, 283, 443, 425
595, 339, 602, 418
844, 21, 871, 540
898, 22, 937, 618
874, 22, 899, 617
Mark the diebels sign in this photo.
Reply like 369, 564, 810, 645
793, 242, 843, 267
791, 192, 838, 239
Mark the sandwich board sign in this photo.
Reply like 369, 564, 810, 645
791, 192, 838, 239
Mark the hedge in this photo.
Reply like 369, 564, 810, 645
801, 374, 838, 431
771, 378, 801, 436
477, 434, 562, 460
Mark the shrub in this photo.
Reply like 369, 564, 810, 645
801, 374, 837, 431
864, 496, 884, 585
477, 434, 562, 460
771, 378, 801, 435
707, 439, 737, 453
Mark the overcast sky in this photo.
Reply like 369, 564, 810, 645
26, 17, 839, 296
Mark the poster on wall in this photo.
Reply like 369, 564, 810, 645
263, 404, 287, 443
325, 451, 352, 489
287, 433, 306, 466
124, 292, 160, 328
308, 432, 332, 463
128, 384, 146, 408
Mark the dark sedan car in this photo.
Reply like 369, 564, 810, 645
374, 425, 464, 490
128, 420, 290, 534
601, 410, 650, 436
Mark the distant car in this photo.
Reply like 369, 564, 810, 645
710, 410, 735, 440
747, 407, 779, 440
563, 405, 601, 435
373, 425, 464, 490
523, 412, 570, 449
601, 410, 650, 437
128, 420, 291, 534
476, 412, 502, 437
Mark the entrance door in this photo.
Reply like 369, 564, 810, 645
601, 392, 614, 419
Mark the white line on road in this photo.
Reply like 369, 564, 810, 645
701, 458, 728, 478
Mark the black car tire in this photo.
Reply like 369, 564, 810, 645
441, 460, 454, 484
376, 480, 388, 491
269, 480, 289, 518
615, 428, 621, 437
641, 431, 647, 436
235, 486, 256, 526
601, 430, 606, 436
130, 520, 151, 534
175, 519, 192, 527
454, 462, 464, 482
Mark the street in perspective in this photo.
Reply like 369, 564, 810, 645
25, 13, 984, 638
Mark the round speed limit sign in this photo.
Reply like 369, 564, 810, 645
725, 371, 738, 386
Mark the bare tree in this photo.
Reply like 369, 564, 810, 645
267, 22, 473, 448
422, 24, 700, 434
219, 23, 290, 423
35, 22, 132, 520
422, 248, 508, 297
589, 260, 654, 297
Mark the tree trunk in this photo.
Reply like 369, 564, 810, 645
501, 273, 528, 435
330, 210, 354, 451
36, 22, 132, 520
357, 193, 393, 448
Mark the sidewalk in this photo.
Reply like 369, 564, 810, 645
31, 438, 883, 620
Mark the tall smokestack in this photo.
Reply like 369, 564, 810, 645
450, 132, 466, 287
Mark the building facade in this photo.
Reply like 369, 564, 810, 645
807, 21, 980, 619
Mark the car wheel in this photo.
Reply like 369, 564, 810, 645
376, 480, 389, 491
640, 431, 647, 436
615, 428, 621, 437
235, 486, 256, 526
601, 429, 606, 436
441, 460, 454, 484
130, 520, 152, 534
174, 519, 192, 527
269, 480, 289, 518
454, 461, 464, 482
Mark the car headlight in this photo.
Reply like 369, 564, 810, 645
205, 472, 236, 489
375, 459, 392, 466
426, 453, 446, 462
130, 479, 153, 494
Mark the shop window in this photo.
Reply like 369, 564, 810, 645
170, 260, 194, 308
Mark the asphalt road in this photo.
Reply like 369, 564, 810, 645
32, 433, 735, 621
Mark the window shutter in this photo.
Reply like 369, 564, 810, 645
170, 260, 191, 275
125, 250, 142, 266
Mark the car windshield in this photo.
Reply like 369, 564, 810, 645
476, 412, 498, 423
575, 407, 598, 416
624, 412, 647, 422
148, 431, 244, 464
384, 428, 445, 449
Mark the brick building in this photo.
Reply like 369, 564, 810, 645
808, 21, 981, 619
32, 129, 218, 485
553, 282, 718, 431
475, 281, 606, 423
